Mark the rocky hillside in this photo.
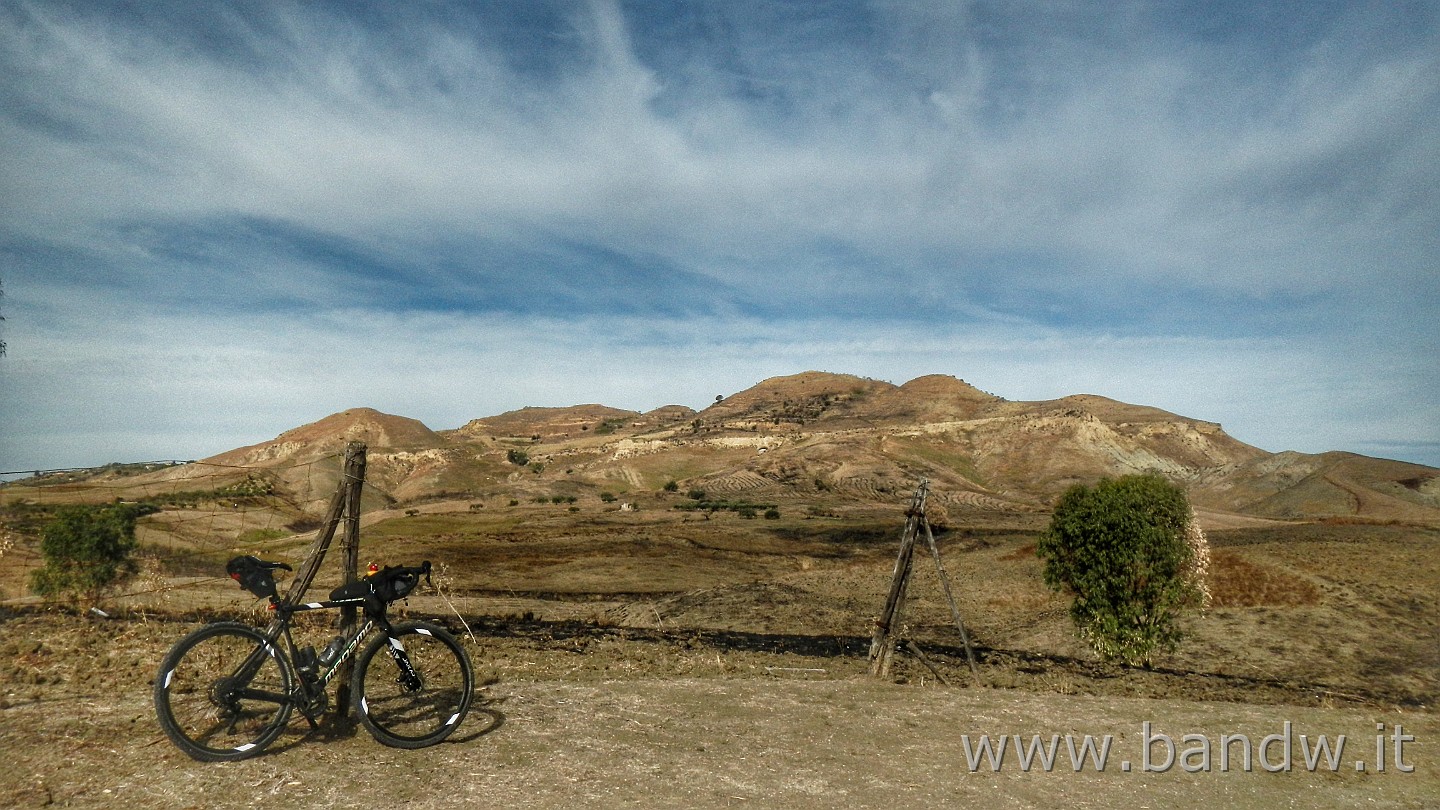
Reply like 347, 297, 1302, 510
132, 372, 1439, 522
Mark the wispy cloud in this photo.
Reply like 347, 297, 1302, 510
1, 0, 1436, 469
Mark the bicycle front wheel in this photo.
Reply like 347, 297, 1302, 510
353, 621, 473, 748
154, 622, 294, 762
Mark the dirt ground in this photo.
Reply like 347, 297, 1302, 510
0, 613, 1435, 809
2, 500, 1437, 807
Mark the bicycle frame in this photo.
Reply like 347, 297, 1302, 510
158, 558, 470, 760
270, 598, 376, 689
217, 594, 392, 723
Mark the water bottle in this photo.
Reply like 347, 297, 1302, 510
318, 635, 345, 667
295, 645, 319, 679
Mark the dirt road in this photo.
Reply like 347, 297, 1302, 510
5, 672, 1436, 809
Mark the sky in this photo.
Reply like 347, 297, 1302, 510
1, 0, 1437, 475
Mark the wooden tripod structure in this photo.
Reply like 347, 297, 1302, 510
867, 479, 982, 686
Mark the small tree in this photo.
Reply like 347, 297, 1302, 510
30, 503, 146, 607
1037, 474, 1202, 667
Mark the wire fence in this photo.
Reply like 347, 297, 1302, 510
0, 451, 408, 609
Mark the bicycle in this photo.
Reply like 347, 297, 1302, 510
154, 555, 474, 762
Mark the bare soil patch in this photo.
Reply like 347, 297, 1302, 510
2, 613, 1435, 809
2, 501, 1437, 807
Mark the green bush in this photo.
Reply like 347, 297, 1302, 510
1036, 474, 1200, 667
30, 503, 147, 606
507, 449, 529, 466
237, 527, 288, 545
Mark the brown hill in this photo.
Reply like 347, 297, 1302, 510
1189, 451, 1440, 521
208, 408, 443, 466
455, 405, 645, 440
855, 374, 1002, 423
189, 408, 451, 508
84, 371, 1435, 523
699, 372, 897, 430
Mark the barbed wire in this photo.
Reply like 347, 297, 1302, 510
0, 461, 197, 477
1, 450, 408, 605
0, 453, 409, 507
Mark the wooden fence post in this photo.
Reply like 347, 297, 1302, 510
922, 518, 982, 685
265, 442, 366, 719
869, 479, 984, 686
333, 442, 366, 719
868, 481, 927, 678
277, 442, 366, 607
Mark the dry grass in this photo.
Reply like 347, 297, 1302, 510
2, 489, 1437, 810
1208, 551, 1322, 608
999, 541, 1038, 561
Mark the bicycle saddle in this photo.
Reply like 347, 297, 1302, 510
225, 555, 292, 599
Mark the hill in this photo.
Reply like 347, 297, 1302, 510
186, 372, 1440, 521
2, 372, 1436, 810
6, 372, 1436, 522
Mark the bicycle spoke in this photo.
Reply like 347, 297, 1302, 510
154, 623, 294, 761
354, 622, 473, 748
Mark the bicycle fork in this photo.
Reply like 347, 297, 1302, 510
385, 635, 424, 691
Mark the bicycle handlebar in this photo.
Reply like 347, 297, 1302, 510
376, 560, 431, 591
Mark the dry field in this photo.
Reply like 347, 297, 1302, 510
2, 497, 1438, 807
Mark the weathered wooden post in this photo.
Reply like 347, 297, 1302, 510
333, 441, 366, 719
868, 481, 927, 677
268, 442, 366, 718
278, 441, 366, 607
869, 479, 983, 686
922, 517, 982, 684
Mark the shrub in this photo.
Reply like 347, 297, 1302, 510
507, 449, 529, 466
1036, 474, 1202, 667
30, 503, 147, 606
662, 481, 679, 492
237, 527, 288, 544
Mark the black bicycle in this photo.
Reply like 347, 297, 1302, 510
154, 556, 474, 762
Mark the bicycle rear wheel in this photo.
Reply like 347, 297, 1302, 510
154, 622, 294, 762
353, 621, 473, 748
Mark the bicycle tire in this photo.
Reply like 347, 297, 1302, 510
353, 620, 473, 749
154, 621, 294, 762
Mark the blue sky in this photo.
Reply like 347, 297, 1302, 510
1, 0, 1437, 473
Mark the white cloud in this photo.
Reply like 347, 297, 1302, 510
3, 301, 1433, 470
0, 1, 1435, 471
